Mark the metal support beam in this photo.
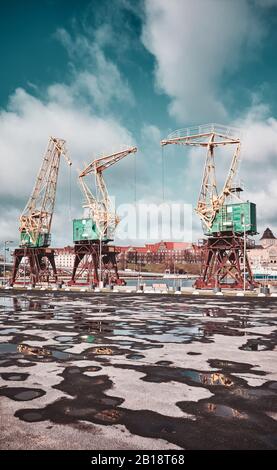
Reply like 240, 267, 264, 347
11, 247, 58, 287
70, 242, 122, 287
194, 235, 257, 290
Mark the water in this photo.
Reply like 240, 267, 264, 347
0, 291, 277, 450
126, 278, 194, 288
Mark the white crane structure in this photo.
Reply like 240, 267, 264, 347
20, 137, 72, 247
79, 146, 137, 240
12, 136, 72, 286
161, 124, 241, 230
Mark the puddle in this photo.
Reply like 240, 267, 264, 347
94, 409, 123, 423
0, 343, 18, 354
203, 403, 248, 419
126, 353, 145, 360
85, 366, 102, 372
99, 397, 120, 406
0, 328, 20, 335
17, 344, 52, 358
67, 367, 81, 375
156, 360, 173, 366
19, 411, 43, 422
180, 370, 234, 387
0, 372, 29, 381
50, 349, 76, 361
0, 387, 46, 401
54, 336, 75, 343
80, 335, 96, 343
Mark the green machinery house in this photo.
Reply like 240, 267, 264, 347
73, 218, 110, 243
20, 231, 51, 248
205, 202, 257, 236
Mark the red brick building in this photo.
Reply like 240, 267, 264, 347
54, 241, 198, 272
116, 241, 196, 267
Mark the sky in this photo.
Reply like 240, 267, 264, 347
1, 0, 277, 248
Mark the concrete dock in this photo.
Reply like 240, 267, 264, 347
1, 289, 277, 449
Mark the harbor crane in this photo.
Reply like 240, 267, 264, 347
11, 137, 72, 286
161, 124, 257, 290
71, 146, 137, 286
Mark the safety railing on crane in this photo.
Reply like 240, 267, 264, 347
167, 123, 241, 141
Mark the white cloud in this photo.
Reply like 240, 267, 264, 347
0, 23, 138, 247
0, 87, 134, 196
142, 0, 264, 122
233, 103, 277, 235
142, 0, 277, 238
159, 101, 277, 240
0, 86, 135, 246
55, 28, 134, 109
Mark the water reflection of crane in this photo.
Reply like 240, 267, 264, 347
12, 298, 43, 312
17, 344, 52, 358
205, 403, 245, 418
200, 372, 233, 387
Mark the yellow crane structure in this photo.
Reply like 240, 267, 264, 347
71, 146, 137, 286
11, 137, 72, 286
161, 124, 257, 290
161, 124, 241, 230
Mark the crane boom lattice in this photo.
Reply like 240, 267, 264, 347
11, 136, 72, 287
161, 124, 241, 229
161, 123, 257, 290
71, 146, 137, 287
20, 137, 72, 247
78, 146, 137, 240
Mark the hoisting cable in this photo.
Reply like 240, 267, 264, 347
68, 163, 72, 221
162, 145, 165, 203
134, 149, 137, 205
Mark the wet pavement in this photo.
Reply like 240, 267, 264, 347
0, 291, 277, 449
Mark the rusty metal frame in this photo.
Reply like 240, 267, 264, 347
161, 124, 241, 230
194, 235, 256, 289
11, 247, 58, 286
70, 242, 121, 286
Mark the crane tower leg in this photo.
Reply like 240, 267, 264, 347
70, 242, 122, 287
11, 247, 58, 287
194, 235, 257, 290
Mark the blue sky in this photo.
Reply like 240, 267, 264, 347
1, 0, 277, 247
